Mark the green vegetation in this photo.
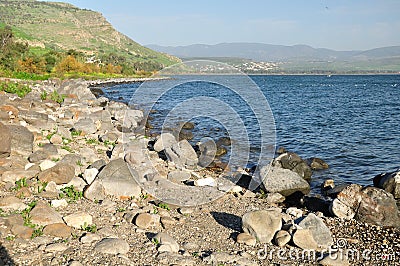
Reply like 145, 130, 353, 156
86, 138, 99, 145
0, 81, 31, 97
157, 202, 171, 211
59, 185, 83, 202
71, 129, 82, 137
0, 1, 180, 80
20, 201, 44, 238
61, 145, 73, 152
103, 140, 116, 147
116, 207, 126, 213
49, 90, 65, 104
40, 90, 47, 100
5, 235, 15, 241
81, 222, 97, 233
36, 181, 48, 194
14, 178, 28, 191
151, 238, 160, 246
31, 227, 44, 238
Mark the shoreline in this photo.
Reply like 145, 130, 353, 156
0, 79, 398, 265
86, 76, 171, 87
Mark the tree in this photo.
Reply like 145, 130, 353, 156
55, 55, 83, 74
0, 25, 28, 71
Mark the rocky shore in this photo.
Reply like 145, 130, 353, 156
0, 79, 399, 265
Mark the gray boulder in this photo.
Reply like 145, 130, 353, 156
373, 170, 400, 199
308, 157, 329, 170
58, 79, 96, 101
242, 209, 282, 243
165, 140, 198, 170
30, 201, 64, 226
152, 232, 180, 253
96, 159, 141, 200
18, 110, 49, 128
153, 133, 177, 152
38, 163, 75, 185
197, 139, 217, 167
274, 152, 312, 181
356, 187, 400, 228
94, 238, 130, 255
74, 118, 97, 135
297, 213, 333, 249
261, 165, 311, 196
8, 125, 34, 156
0, 122, 11, 158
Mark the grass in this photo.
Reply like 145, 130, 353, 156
151, 238, 160, 246
5, 235, 15, 241
86, 138, 99, 145
0, 81, 32, 97
36, 181, 48, 194
14, 178, 28, 191
157, 202, 171, 211
20, 201, 44, 238
116, 207, 126, 213
61, 145, 73, 152
46, 132, 56, 141
40, 90, 48, 101
50, 90, 66, 104
71, 130, 82, 137
81, 222, 97, 233
12, 72, 50, 81
103, 140, 116, 147
59, 185, 83, 202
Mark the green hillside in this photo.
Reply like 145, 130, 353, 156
0, 0, 179, 70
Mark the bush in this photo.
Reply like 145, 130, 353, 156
0, 81, 31, 97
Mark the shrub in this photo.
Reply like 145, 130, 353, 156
0, 81, 31, 97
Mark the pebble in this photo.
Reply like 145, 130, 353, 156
63, 212, 93, 229
178, 208, 194, 215
30, 201, 64, 226
49, 134, 63, 145
51, 199, 68, 208
43, 223, 72, 238
242, 209, 282, 243
0, 196, 28, 211
80, 233, 101, 244
45, 243, 69, 253
134, 213, 153, 229
83, 168, 98, 185
274, 230, 291, 247
152, 232, 180, 253
39, 160, 57, 171
236, 232, 257, 246
194, 177, 216, 187
11, 224, 34, 239
94, 238, 130, 255
286, 207, 303, 218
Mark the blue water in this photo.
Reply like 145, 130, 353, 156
97, 75, 400, 189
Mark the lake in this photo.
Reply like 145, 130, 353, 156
97, 74, 400, 190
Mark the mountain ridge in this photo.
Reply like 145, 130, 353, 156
0, 0, 179, 69
146, 42, 400, 62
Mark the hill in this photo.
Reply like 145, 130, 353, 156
147, 43, 400, 73
0, 0, 179, 70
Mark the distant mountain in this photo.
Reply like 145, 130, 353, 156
147, 43, 400, 63
0, 0, 179, 68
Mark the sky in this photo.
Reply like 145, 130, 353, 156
45, 0, 400, 51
